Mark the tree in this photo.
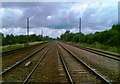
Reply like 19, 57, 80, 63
2, 34, 52, 46
60, 24, 120, 48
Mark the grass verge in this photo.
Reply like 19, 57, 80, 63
0, 44, 24, 52
1, 41, 45, 52
72, 42, 119, 54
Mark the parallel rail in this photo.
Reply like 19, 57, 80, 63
1, 43, 49, 76
57, 46, 74, 84
58, 42, 110, 84
23, 48, 49, 84
66, 42, 120, 61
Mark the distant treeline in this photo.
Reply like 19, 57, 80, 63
60, 24, 120, 48
1, 24, 120, 47
1, 34, 52, 46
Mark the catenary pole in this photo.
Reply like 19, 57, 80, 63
79, 18, 81, 43
27, 18, 29, 43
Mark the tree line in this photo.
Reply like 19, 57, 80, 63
1, 34, 52, 46
1, 24, 120, 48
60, 24, 120, 48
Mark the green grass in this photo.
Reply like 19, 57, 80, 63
74, 42, 119, 54
1, 41, 45, 52
0, 44, 24, 52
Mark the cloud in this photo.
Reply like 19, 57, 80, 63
47, 16, 52, 20
81, 2, 117, 31
1, 27, 67, 38
1, 1, 118, 38
1, 0, 119, 2
1, 27, 26, 35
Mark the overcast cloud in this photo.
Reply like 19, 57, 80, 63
0, 1, 118, 38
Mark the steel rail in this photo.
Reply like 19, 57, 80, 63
23, 48, 50, 84
58, 42, 111, 84
57, 46, 74, 84
85, 47, 119, 57
0, 43, 50, 76
66, 42, 120, 61
83, 47, 120, 61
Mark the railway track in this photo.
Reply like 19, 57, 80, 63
1, 41, 118, 83
2, 42, 49, 71
57, 47, 73, 84
23, 48, 49, 84
57, 42, 110, 84
67, 42, 120, 61
1, 43, 50, 82
26, 42, 68, 83
58, 41, 119, 83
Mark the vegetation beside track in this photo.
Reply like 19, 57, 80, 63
70, 42, 119, 54
0, 44, 24, 52
1, 41, 48, 52
0, 32, 51, 52
1, 34, 52, 46
59, 24, 120, 54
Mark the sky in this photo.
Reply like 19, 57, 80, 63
0, 0, 119, 38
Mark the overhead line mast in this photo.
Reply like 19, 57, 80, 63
27, 18, 29, 36
26, 18, 29, 43
79, 18, 81, 43
79, 18, 81, 33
